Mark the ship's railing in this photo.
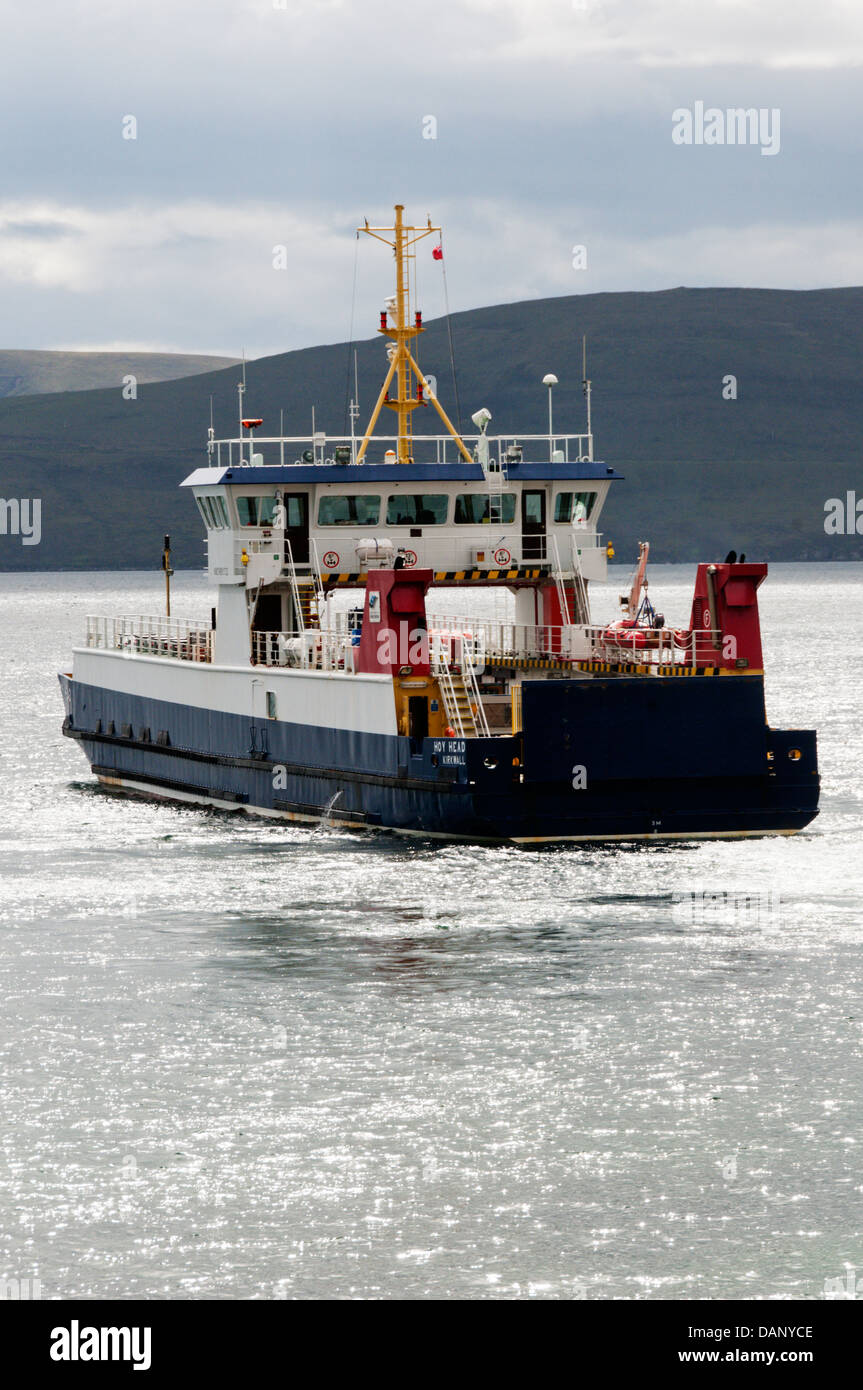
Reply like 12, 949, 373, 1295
427, 616, 567, 663
252, 628, 356, 672
317, 609, 725, 670
84, 615, 213, 663
427, 616, 726, 670
582, 623, 726, 669
252, 620, 566, 674
208, 431, 595, 470
82, 613, 726, 673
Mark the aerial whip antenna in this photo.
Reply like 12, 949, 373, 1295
582, 334, 593, 462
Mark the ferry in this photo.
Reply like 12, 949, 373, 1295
60, 205, 820, 842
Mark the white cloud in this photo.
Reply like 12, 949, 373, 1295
1, 2, 862, 349
2, 197, 861, 355
461, 0, 863, 70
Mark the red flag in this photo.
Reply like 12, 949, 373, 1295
432, 244, 443, 260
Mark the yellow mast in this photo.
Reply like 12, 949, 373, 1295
357, 204, 472, 465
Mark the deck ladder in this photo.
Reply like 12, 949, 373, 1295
479, 440, 508, 524
568, 534, 591, 626
283, 540, 321, 635
433, 657, 467, 737
432, 646, 488, 739
462, 642, 490, 736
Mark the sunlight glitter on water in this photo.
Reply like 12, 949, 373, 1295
0, 565, 861, 1299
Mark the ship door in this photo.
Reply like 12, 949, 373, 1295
281, 493, 309, 564
408, 696, 429, 752
521, 489, 547, 560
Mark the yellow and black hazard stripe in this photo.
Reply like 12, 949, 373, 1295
571, 660, 762, 677
319, 572, 367, 586
571, 659, 720, 676
484, 655, 572, 671
432, 567, 546, 583
484, 656, 723, 675
319, 566, 548, 586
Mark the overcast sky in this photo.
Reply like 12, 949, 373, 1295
1, 0, 861, 356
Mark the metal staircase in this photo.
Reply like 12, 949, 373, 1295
549, 534, 591, 627
569, 534, 591, 626
433, 642, 490, 738
294, 579, 319, 632
283, 540, 324, 634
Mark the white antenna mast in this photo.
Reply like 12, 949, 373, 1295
237, 353, 247, 463
582, 335, 593, 462
350, 349, 360, 463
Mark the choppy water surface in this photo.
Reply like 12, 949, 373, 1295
0, 564, 862, 1300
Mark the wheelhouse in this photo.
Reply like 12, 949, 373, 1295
183, 452, 621, 594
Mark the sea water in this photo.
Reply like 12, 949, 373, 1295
0, 564, 861, 1300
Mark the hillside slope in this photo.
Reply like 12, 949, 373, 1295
0, 349, 241, 399
0, 287, 860, 571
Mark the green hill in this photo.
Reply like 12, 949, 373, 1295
0, 349, 241, 399
0, 287, 860, 571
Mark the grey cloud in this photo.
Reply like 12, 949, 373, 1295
0, 1, 860, 352
1, 219, 82, 239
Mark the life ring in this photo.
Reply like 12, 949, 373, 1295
493, 547, 511, 567
403, 549, 418, 567
322, 550, 340, 569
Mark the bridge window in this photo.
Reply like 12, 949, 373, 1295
236, 495, 281, 527
554, 491, 597, 523
454, 493, 516, 524
317, 494, 381, 526
197, 495, 230, 530
386, 494, 449, 525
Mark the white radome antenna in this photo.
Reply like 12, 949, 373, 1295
542, 373, 558, 462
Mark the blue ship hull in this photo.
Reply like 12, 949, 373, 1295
60, 672, 820, 843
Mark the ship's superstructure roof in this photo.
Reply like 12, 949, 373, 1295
181, 459, 623, 488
